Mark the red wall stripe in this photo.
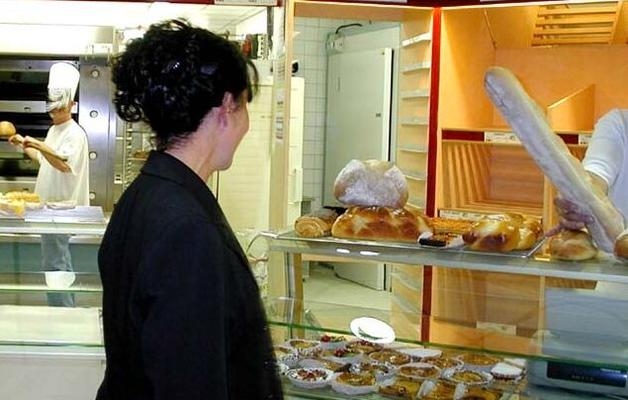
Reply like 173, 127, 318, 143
421, 7, 441, 345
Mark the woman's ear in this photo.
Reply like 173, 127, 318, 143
221, 92, 237, 113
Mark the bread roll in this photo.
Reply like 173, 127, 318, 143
614, 228, 628, 260
295, 208, 339, 238
549, 230, 598, 261
331, 206, 431, 243
462, 218, 521, 252
0, 121, 16, 137
516, 217, 543, 250
334, 160, 408, 208
484, 67, 624, 252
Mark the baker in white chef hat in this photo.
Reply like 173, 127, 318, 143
46, 62, 80, 112
7, 61, 90, 307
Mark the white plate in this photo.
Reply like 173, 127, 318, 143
349, 317, 395, 344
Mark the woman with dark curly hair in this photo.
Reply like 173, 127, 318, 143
97, 20, 282, 399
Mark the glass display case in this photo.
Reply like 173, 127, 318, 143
0, 215, 106, 400
3, 221, 628, 399
266, 232, 628, 400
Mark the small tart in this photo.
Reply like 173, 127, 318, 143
443, 368, 493, 386
299, 357, 349, 372
425, 356, 464, 370
459, 387, 503, 400
350, 361, 396, 381
378, 378, 421, 399
331, 372, 377, 395
346, 339, 383, 354
369, 350, 411, 366
458, 353, 501, 367
398, 362, 441, 381
336, 371, 376, 386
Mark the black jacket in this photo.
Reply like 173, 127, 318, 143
97, 151, 283, 400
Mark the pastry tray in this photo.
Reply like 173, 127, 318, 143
274, 231, 546, 259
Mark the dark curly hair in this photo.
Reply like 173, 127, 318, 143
112, 19, 258, 150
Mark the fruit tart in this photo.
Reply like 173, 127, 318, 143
320, 347, 363, 364
398, 362, 441, 381
319, 334, 348, 350
331, 371, 377, 395
286, 367, 334, 389
346, 339, 383, 354
368, 349, 411, 366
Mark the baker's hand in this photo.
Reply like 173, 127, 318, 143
545, 197, 594, 237
22, 136, 42, 149
8, 134, 24, 146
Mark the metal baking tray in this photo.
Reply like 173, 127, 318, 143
273, 231, 546, 259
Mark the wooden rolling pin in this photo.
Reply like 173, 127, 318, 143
0, 121, 68, 162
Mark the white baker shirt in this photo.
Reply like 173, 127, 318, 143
582, 108, 628, 224
34, 119, 90, 205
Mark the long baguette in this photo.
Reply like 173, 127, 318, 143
484, 66, 624, 252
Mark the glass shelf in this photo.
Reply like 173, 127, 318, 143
269, 297, 628, 400
0, 271, 102, 293
267, 231, 628, 284
0, 219, 106, 236
265, 297, 628, 370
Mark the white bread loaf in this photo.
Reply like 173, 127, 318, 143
484, 67, 624, 252
334, 160, 408, 208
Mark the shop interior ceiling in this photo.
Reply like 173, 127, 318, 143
0, 0, 264, 32
483, 1, 627, 48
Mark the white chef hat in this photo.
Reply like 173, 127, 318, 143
46, 62, 80, 112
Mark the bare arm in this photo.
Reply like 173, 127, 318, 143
22, 137, 71, 173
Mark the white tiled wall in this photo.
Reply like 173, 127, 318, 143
293, 17, 393, 212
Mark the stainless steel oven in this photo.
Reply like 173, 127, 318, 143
0, 56, 116, 210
